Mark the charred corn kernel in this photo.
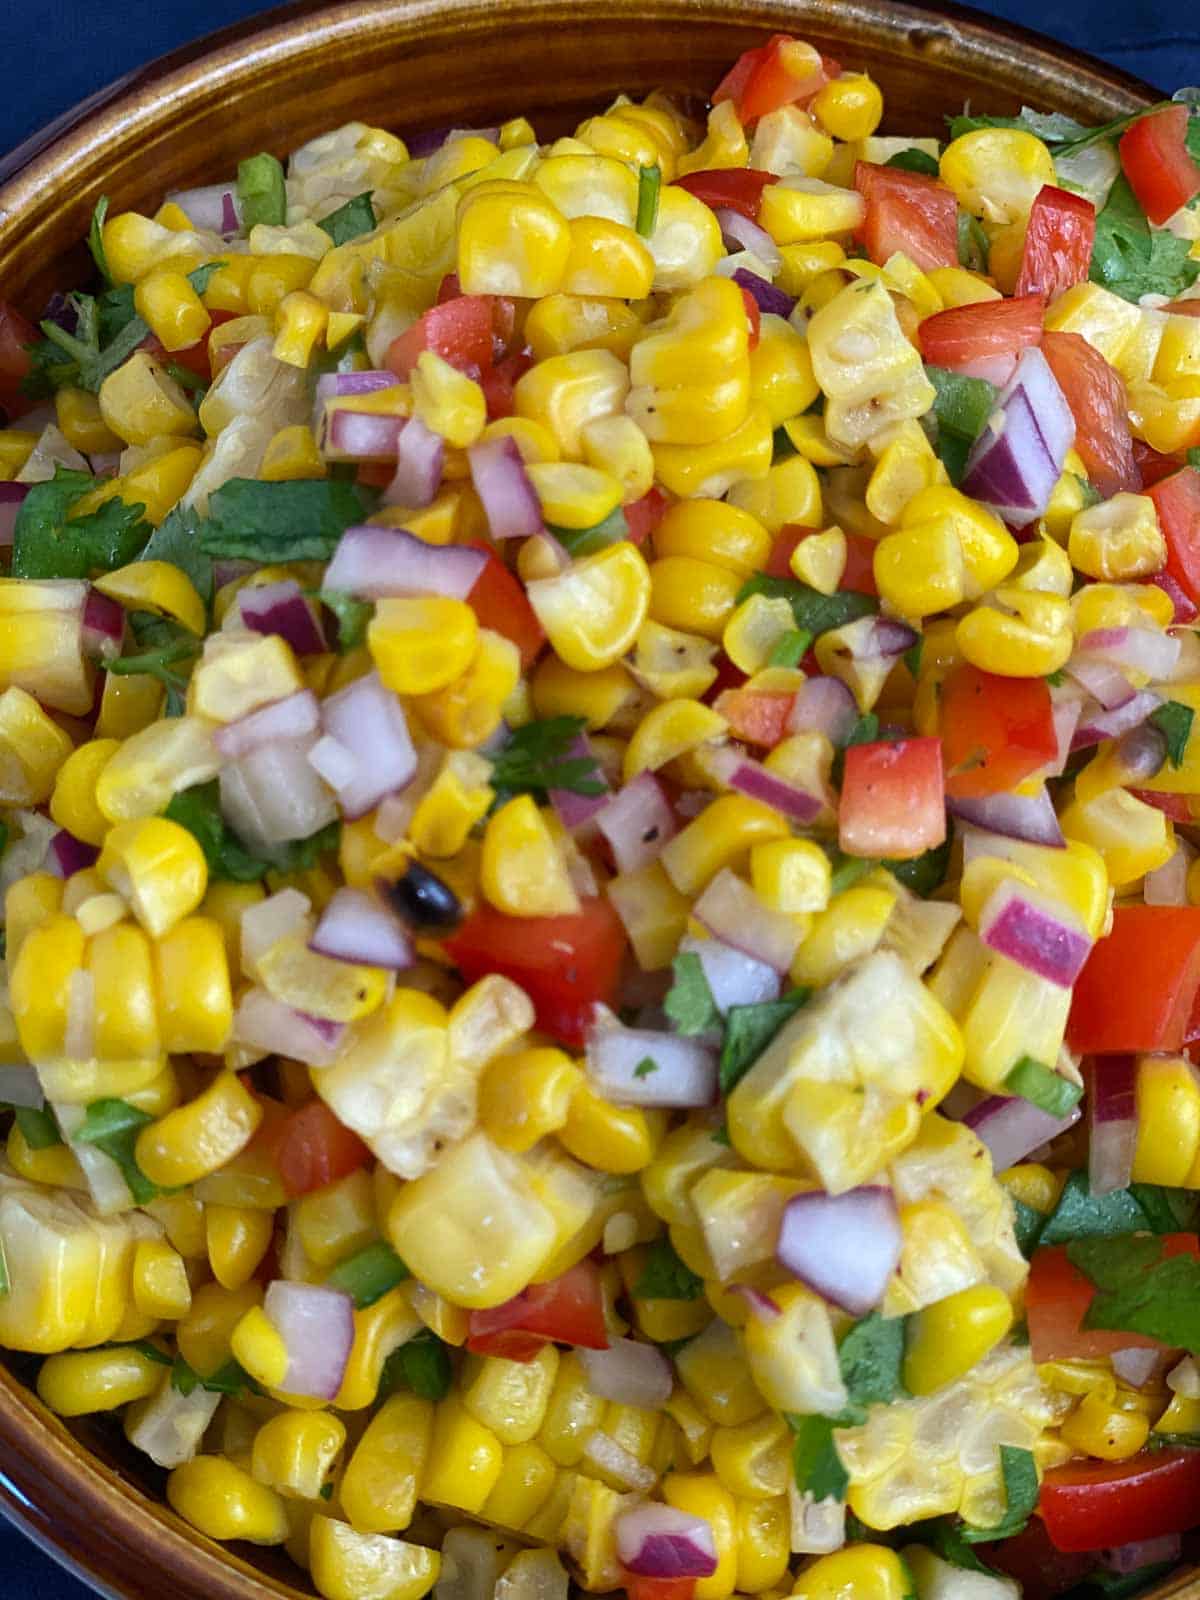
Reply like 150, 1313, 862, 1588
55, 388, 122, 454
792, 1546, 912, 1600
723, 593, 797, 675
790, 527, 846, 595
812, 72, 884, 139
207, 1204, 274, 1291
662, 1473, 738, 1600
411, 350, 487, 448
940, 128, 1055, 223
272, 290, 329, 368
1061, 1390, 1151, 1461
7, 1124, 82, 1188
903, 1284, 1014, 1396
261, 423, 326, 481
751, 839, 832, 915
662, 795, 790, 896
246, 254, 317, 315
790, 884, 897, 988
230, 1304, 290, 1390
1000, 1163, 1063, 1214
462, 1346, 560, 1446
132, 1237, 191, 1321
310, 1520, 439, 1600
251, 1410, 346, 1501
1060, 787, 1174, 887
957, 587, 1073, 677
340, 1393, 432, 1534
676, 1320, 765, 1428
629, 278, 749, 439
479, 1048, 581, 1153
50, 740, 122, 846
655, 499, 772, 577
650, 556, 742, 640
560, 1084, 662, 1174
1069, 493, 1166, 580
134, 270, 211, 352
728, 454, 823, 535
580, 414, 654, 502
136, 1070, 262, 1189
709, 1414, 791, 1501
0, 687, 73, 805
410, 627, 521, 747
98, 352, 196, 446
527, 462, 624, 529
481, 795, 579, 918
759, 177, 867, 245
653, 404, 774, 500
422, 1396, 504, 1512
1132, 1056, 1200, 1186
368, 597, 479, 696
525, 294, 642, 363
561, 217, 655, 299
38, 1346, 165, 1417
168, 1457, 288, 1545
458, 185, 571, 298
96, 715, 219, 823
527, 543, 650, 672
0, 429, 38, 476
97, 816, 207, 937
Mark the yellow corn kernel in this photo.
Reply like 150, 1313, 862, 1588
560, 1083, 662, 1175
136, 1071, 262, 1189
129, 1238, 191, 1322
251, 1410, 346, 1501
751, 839, 831, 915
134, 270, 211, 352
999, 1163, 1063, 1215
531, 657, 636, 732
1060, 787, 1174, 887
462, 1345, 560, 1446
957, 586, 1074, 678
524, 294, 642, 363
734, 1496, 789, 1594
96, 816, 207, 938
422, 1396, 505, 1513
176, 1281, 263, 1378
581, 414, 654, 503
721, 593, 796, 676
790, 527, 847, 596
790, 884, 897, 988
903, 1284, 1014, 1396
458, 185, 571, 298
559, 216, 655, 299
709, 1413, 791, 1501
272, 290, 329, 368
410, 627, 520, 748
482, 1443, 559, 1531
153, 916, 233, 1055
8, 910, 83, 1064
310, 1519, 439, 1600
748, 314, 821, 428
231, 1304, 291, 1390
334, 1287, 423, 1412
7, 1122, 82, 1188
661, 795, 789, 896
49, 740, 120, 847
654, 499, 772, 577
526, 542, 650, 672
244, 254, 317, 316
649, 556, 742, 641
410, 349, 487, 449
0, 429, 38, 477
662, 1472, 738, 1600
792, 1546, 912, 1600
0, 686, 74, 805
6, 871, 65, 964
481, 795, 579, 918
1069, 492, 1167, 581
339, 1392, 432, 1535
260, 423, 326, 481
653, 404, 773, 500
606, 860, 690, 971
1132, 1055, 1200, 1187
98, 351, 197, 446
941, 128, 1056, 223
1061, 1390, 1151, 1462
55, 388, 122, 454
38, 1346, 165, 1417
526, 462, 624, 530
95, 715, 219, 823
168, 1456, 288, 1545
206, 1204, 274, 1292
537, 1351, 607, 1467
927, 264, 1003, 307
368, 596, 479, 695
811, 71, 883, 139
758, 177, 866, 245
623, 699, 726, 783
676, 1320, 765, 1428
479, 1047, 581, 1154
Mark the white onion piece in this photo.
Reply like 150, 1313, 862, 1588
1073, 689, 1164, 750
468, 435, 544, 540
264, 1280, 355, 1399
1089, 1056, 1138, 1196
167, 182, 241, 234
220, 739, 339, 848
319, 672, 418, 819
234, 987, 344, 1066
323, 523, 487, 600
595, 773, 677, 874
386, 416, 445, 508
964, 1093, 1082, 1174
1145, 841, 1193, 906
775, 1187, 902, 1316
693, 869, 801, 973
789, 675, 858, 743
583, 1432, 657, 1493
977, 881, 1092, 988
678, 934, 781, 1012
1066, 656, 1135, 712
241, 887, 311, 973
713, 207, 783, 273
947, 789, 1064, 847
616, 1505, 719, 1579
0, 1066, 43, 1108
1111, 1347, 1162, 1388
239, 580, 327, 655
213, 689, 320, 759
586, 1015, 718, 1108
125, 1381, 220, 1470
578, 1339, 672, 1409
1076, 625, 1182, 682
306, 733, 362, 793
1099, 1534, 1182, 1575
310, 887, 414, 970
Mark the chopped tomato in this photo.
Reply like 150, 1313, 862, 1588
853, 162, 958, 274
1041, 1449, 1200, 1553
481, 350, 533, 420
465, 541, 545, 667
1120, 105, 1200, 226
1041, 330, 1140, 498
977, 1519, 1094, 1599
713, 34, 830, 124
739, 285, 762, 350
917, 293, 1044, 386
356, 462, 395, 489
621, 1577, 698, 1600
624, 487, 670, 546
385, 296, 495, 379
713, 687, 794, 747
436, 272, 462, 303
1146, 465, 1200, 604
703, 652, 748, 706
1129, 787, 1195, 823
839, 737, 945, 860
444, 896, 627, 1048
1142, 569, 1199, 623
1134, 437, 1185, 486
143, 308, 236, 382
1167, 296, 1200, 317
1067, 905, 1200, 1054
673, 167, 780, 221
274, 1100, 370, 1198
765, 527, 877, 594
466, 1260, 608, 1359
939, 664, 1057, 799
0, 299, 39, 420
1015, 185, 1096, 301
1026, 1238, 1183, 1362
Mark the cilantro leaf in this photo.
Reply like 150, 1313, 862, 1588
380, 1329, 453, 1401
884, 834, 953, 898
237, 152, 287, 229
12, 469, 151, 579
8, 1106, 61, 1150
718, 990, 810, 1096
1090, 174, 1200, 303
913, 1518, 999, 1574
946, 104, 1170, 160
1069, 1234, 1200, 1349
836, 1312, 907, 1425
1150, 699, 1195, 768
663, 951, 720, 1036
1037, 1171, 1200, 1246
735, 574, 877, 637
960, 1445, 1040, 1542
108, 618, 199, 716
165, 782, 275, 882
548, 506, 630, 559
319, 192, 377, 246
488, 716, 605, 804
633, 1057, 658, 1079
172, 1356, 262, 1398
885, 148, 940, 176
1011, 1197, 1047, 1257
197, 477, 379, 563
634, 1237, 705, 1301
788, 1414, 849, 1502
73, 1098, 161, 1204
10, 467, 93, 568
957, 211, 990, 273
316, 589, 373, 652
88, 196, 114, 287
137, 503, 213, 608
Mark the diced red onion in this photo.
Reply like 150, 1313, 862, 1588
1076, 625, 1181, 683
219, 740, 339, 849
312, 370, 403, 434
325, 407, 406, 461
947, 789, 1064, 848
1145, 844, 1191, 906
962, 348, 1075, 525
578, 1338, 672, 1409
731, 1284, 782, 1322
963, 1093, 1083, 1173
323, 524, 487, 601
468, 435, 544, 540
166, 182, 242, 235
46, 829, 100, 878
212, 559, 257, 590
616, 1506, 719, 1580
385, 416, 445, 509
693, 868, 801, 973
81, 589, 125, 660
977, 881, 1092, 987
551, 734, 611, 831
1146, 572, 1197, 625
586, 1014, 718, 1108
1072, 689, 1163, 750
1066, 656, 1135, 712
239, 579, 328, 655
1099, 1534, 1181, 1575
595, 773, 677, 874
731, 268, 795, 318
233, 987, 345, 1067
1089, 1056, 1138, 1196
706, 745, 823, 825
788, 675, 859, 744
320, 671, 418, 819
1111, 1348, 1162, 1388
0, 1066, 44, 1109
264, 1280, 355, 1400
775, 1187, 902, 1316
310, 886, 414, 970
1044, 689, 1083, 776
678, 934, 781, 1012
213, 689, 320, 759
713, 208, 783, 273
856, 617, 919, 659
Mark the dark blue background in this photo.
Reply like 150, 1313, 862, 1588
3, 0, 1200, 1595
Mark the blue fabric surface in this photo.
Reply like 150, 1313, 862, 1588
2, 1, 1200, 1595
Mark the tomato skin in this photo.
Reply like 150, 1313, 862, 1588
917, 293, 1044, 385
1146, 466, 1200, 604
385, 296, 495, 379
853, 162, 958, 274
274, 1101, 371, 1199
481, 350, 533, 420
466, 542, 545, 667
713, 34, 829, 124
839, 737, 945, 860
1015, 185, 1096, 301
673, 168, 780, 221
624, 487, 669, 547
976, 1519, 1094, 1599
1068, 905, 1200, 1055
739, 285, 761, 350
621, 1575, 698, 1600
1129, 787, 1195, 823
1120, 105, 1200, 226
939, 664, 1057, 800
444, 897, 627, 1048
1142, 568, 1199, 624
143, 308, 237, 381
1041, 1449, 1200, 1553
1041, 330, 1140, 499
466, 1260, 608, 1359
713, 688, 794, 747
0, 300, 39, 420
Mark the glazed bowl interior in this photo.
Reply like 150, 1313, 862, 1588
0, 2, 1194, 1597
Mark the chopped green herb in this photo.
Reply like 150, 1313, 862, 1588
633, 1057, 659, 1079
1068, 1233, 1200, 1349
836, 1312, 907, 1426
319, 192, 377, 246
772, 424, 799, 462
96, 1339, 173, 1367
828, 851, 877, 896
489, 715, 605, 805
634, 1236, 705, 1301
664, 951, 720, 1036
1011, 1197, 1047, 1257
186, 261, 227, 298
325, 1242, 411, 1309
88, 196, 114, 287
548, 505, 630, 559
1038, 1171, 1200, 1247
11, 467, 151, 580
165, 781, 339, 882
39, 299, 152, 394
73, 1098, 160, 1204
960, 1445, 1039, 1542
636, 164, 662, 237
1004, 1055, 1084, 1118
918, 1518, 999, 1574
735, 574, 877, 638
197, 477, 379, 563
946, 104, 1171, 160
903, 639, 923, 680
788, 1413, 849, 1502
108, 620, 199, 716
1189, 447, 1200, 471
957, 211, 990, 273
1090, 173, 1200, 303
885, 148, 940, 176
172, 1356, 262, 1398
316, 589, 373, 652
883, 834, 953, 899
718, 990, 810, 1096
1073, 473, 1105, 508
164, 361, 207, 394
12, 1106, 62, 1151
237, 152, 287, 229
137, 503, 213, 608
381, 1330, 453, 1401
768, 629, 812, 669
1150, 699, 1195, 768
